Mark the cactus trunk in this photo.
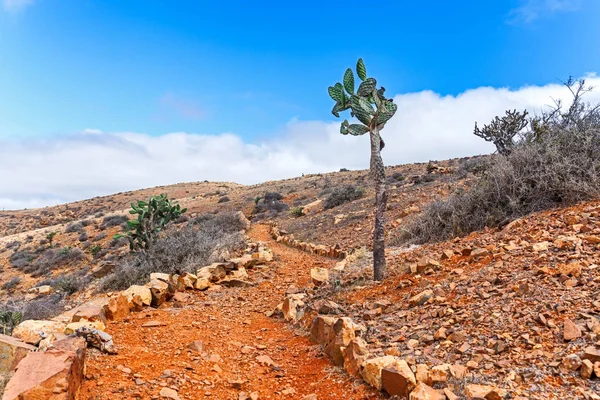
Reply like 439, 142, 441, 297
370, 125, 387, 281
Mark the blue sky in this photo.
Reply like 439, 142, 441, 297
1, 0, 598, 140
0, 0, 599, 209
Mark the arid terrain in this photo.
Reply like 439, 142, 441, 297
2, 155, 600, 399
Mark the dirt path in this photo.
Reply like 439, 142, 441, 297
79, 224, 380, 400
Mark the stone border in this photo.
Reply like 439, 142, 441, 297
267, 223, 348, 259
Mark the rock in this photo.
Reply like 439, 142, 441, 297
282, 295, 305, 323
409, 290, 434, 307
28, 285, 53, 295
564, 318, 582, 341
91, 261, 115, 278
325, 317, 364, 366
103, 293, 130, 321
310, 268, 329, 286
187, 340, 203, 352
309, 316, 336, 345
430, 364, 451, 383
230, 267, 249, 280
0, 334, 36, 374
302, 199, 323, 215
415, 364, 431, 385
146, 279, 172, 307
194, 277, 212, 290
583, 346, 600, 363
441, 249, 454, 259
594, 362, 600, 379
159, 387, 181, 400
361, 356, 397, 390
381, 359, 416, 397
342, 337, 369, 377
234, 211, 251, 230
581, 359, 594, 379
2, 337, 86, 400
142, 321, 166, 327
178, 273, 197, 289
64, 320, 106, 335
314, 300, 341, 315
150, 272, 171, 282
71, 306, 107, 324
197, 264, 226, 282
444, 388, 460, 400
12, 320, 66, 346
464, 384, 505, 400
416, 257, 440, 273
220, 278, 255, 288
74, 326, 117, 354
256, 355, 275, 366
561, 354, 582, 371
408, 382, 445, 400
123, 285, 152, 309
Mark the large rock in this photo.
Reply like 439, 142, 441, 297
382, 359, 417, 397
0, 334, 35, 374
194, 277, 212, 290
145, 279, 173, 307
282, 295, 305, 323
12, 320, 66, 346
103, 293, 130, 321
2, 336, 86, 400
342, 337, 369, 377
234, 211, 251, 230
197, 264, 226, 282
464, 384, 506, 400
309, 316, 336, 345
149, 272, 171, 282
64, 320, 105, 335
123, 285, 152, 310
409, 382, 445, 400
325, 317, 364, 366
361, 356, 397, 390
310, 268, 329, 286
177, 273, 197, 290
71, 306, 107, 325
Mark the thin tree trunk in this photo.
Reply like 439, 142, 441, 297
370, 126, 387, 281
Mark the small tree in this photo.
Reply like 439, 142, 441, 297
328, 59, 397, 281
115, 193, 186, 252
473, 109, 529, 155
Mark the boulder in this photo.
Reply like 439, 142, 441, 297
583, 346, 600, 363
282, 295, 305, 323
464, 384, 505, 400
178, 273, 197, 290
310, 268, 329, 286
123, 285, 152, 309
149, 272, 171, 282
325, 317, 364, 366
361, 356, 397, 390
103, 292, 130, 321
64, 320, 106, 335
409, 382, 445, 400
234, 211, 251, 230
28, 285, 53, 296
197, 264, 226, 282
409, 290, 434, 307
146, 279, 172, 307
194, 277, 212, 290
12, 320, 66, 346
342, 337, 369, 377
2, 337, 86, 400
0, 334, 35, 374
309, 316, 336, 345
382, 359, 417, 397
71, 306, 107, 324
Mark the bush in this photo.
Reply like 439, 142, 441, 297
218, 196, 231, 203
100, 212, 246, 291
89, 245, 102, 257
101, 215, 129, 229
1, 277, 21, 291
78, 232, 89, 242
65, 222, 84, 233
324, 185, 365, 209
92, 232, 107, 242
17, 247, 85, 277
253, 192, 289, 215
396, 79, 600, 245
9, 250, 37, 269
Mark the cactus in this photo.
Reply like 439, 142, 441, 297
328, 59, 397, 281
114, 193, 187, 252
0, 310, 22, 335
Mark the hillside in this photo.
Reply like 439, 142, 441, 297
1, 155, 599, 399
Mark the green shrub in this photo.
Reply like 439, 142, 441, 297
289, 207, 304, 217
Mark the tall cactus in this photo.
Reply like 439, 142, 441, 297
328, 59, 397, 281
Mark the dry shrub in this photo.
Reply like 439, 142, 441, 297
100, 212, 246, 291
324, 185, 364, 209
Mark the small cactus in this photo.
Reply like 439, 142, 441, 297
115, 193, 186, 252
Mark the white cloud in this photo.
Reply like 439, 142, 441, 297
508, 0, 581, 24
2, 0, 34, 13
1, 75, 600, 210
